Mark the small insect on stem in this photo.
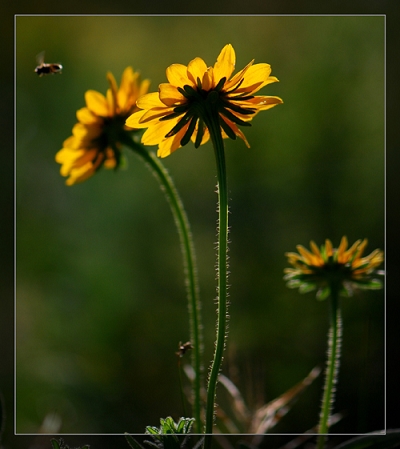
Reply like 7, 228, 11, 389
176, 341, 193, 358
35, 51, 63, 77
176, 341, 193, 417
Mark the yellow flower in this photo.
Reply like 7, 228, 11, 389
126, 44, 283, 158
284, 236, 384, 299
56, 67, 150, 185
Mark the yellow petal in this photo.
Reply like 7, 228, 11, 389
57, 147, 97, 177
219, 116, 250, 148
118, 67, 139, 113
137, 92, 165, 109
138, 78, 151, 98
297, 245, 316, 265
85, 90, 110, 117
62, 135, 79, 149
106, 88, 116, 116
55, 147, 80, 165
141, 118, 180, 146
140, 106, 175, 124
336, 236, 349, 263
285, 252, 302, 261
366, 250, 384, 267
344, 239, 362, 260
126, 110, 149, 129
213, 44, 235, 85
245, 96, 284, 110
71, 148, 98, 168
187, 57, 208, 86
103, 147, 117, 168
202, 68, 213, 91
106, 71, 118, 101
72, 122, 102, 142
119, 66, 135, 96
354, 239, 368, 259
226, 97, 282, 123
236, 63, 272, 92
104, 158, 117, 169
233, 126, 250, 148
76, 107, 100, 125
159, 83, 186, 107
310, 241, 321, 257
166, 63, 192, 87
224, 60, 254, 91
325, 240, 333, 257
157, 126, 188, 158
66, 160, 98, 185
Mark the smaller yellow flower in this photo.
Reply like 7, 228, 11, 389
56, 67, 150, 185
284, 236, 384, 299
126, 44, 283, 158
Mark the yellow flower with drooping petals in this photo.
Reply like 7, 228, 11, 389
56, 67, 150, 185
284, 236, 384, 299
126, 44, 283, 158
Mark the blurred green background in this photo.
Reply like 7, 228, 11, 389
16, 16, 384, 434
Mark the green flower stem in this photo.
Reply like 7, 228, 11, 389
121, 135, 203, 433
203, 106, 229, 440
317, 283, 342, 449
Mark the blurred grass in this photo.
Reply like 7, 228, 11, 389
16, 16, 384, 434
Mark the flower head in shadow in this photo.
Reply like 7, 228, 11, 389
56, 67, 150, 185
284, 236, 384, 299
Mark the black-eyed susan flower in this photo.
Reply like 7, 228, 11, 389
284, 236, 384, 299
126, 44, 283, 158
55, 67, 205, 430
284, 237, 384, 439
56, 67, 150, 185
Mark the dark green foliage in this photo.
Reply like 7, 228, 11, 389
126, 417, 199, 449
145, 417, 195, 436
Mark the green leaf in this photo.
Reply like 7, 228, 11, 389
176, 418, 185, 433
51, 440, 61, 449
299, 282, 316, 294
163, 417, 176, 433
317, 286, 330, 300
176, 417, 194, 434
366, 279, 383, 289
286, 278, 301, 287
145, 426, 161, 435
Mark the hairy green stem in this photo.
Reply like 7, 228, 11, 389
317, 283, 342, 449
203, 109, 229, 441
122, 135, 203, 433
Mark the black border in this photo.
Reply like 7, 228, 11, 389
4, 4, 399, 448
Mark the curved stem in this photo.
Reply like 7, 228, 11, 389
203, 110, 229, 439
121, 135, 203, 433
317, 284, 342, 449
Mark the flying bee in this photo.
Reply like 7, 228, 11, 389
35, 52, 63, 77
176, 341, 193, 358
